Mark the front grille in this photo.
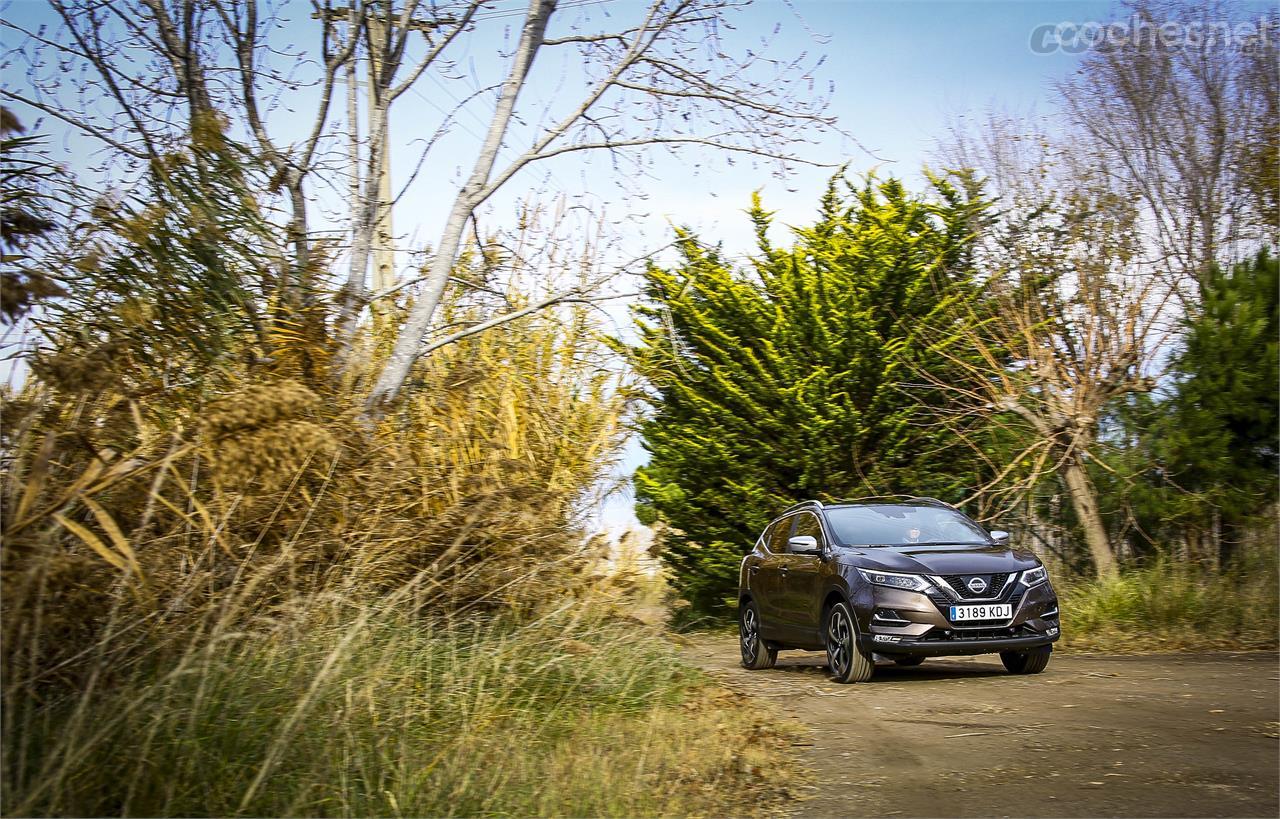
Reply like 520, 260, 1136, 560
928, 579, 1024, 625
942, 573, 1010, 599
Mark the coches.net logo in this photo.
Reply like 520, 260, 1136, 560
1029, 15, 1275, 55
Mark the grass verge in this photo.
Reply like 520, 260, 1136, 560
3, 599, 805, 817
1058, 550, 1279, 653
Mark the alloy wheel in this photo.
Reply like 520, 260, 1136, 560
826, 606, 852, 677
740, 606, 760, 664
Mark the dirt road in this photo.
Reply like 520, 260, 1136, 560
686, 638, 1279, 818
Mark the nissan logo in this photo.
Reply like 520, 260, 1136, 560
966, 576, 988, 594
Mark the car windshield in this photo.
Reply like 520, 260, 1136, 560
825, 504, 991, 547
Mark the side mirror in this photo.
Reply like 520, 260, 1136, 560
989, 530, 1010, 545
788, 535, 822, 556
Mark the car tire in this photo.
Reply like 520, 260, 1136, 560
893, 656, 925, 667
739, 600, 777, 670
1001, 645, 1052, 674
825, 601, 873, 683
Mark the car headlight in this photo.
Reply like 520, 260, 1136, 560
1020, 565, 1049, 588
857, 568, 931, 592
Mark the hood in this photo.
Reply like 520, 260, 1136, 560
836, 543, 1039, 575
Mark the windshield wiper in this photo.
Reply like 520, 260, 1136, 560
907, 541, 991, 547
844, 541, 990, 548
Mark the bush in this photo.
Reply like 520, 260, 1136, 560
1059, 547, 1279, 652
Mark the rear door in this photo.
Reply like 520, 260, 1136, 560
778, 511, 827, 640
753, 516, 793, 640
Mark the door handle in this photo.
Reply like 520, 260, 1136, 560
779, 565, 789, 576
749, 566, 759, 575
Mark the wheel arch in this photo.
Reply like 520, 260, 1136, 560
821, 587, 848, 617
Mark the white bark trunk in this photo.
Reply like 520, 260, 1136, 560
364, 0, 556, 413
1060, 455, 1118, 580
335, 99, 387, 351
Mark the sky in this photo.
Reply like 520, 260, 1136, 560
3, 0, 1270, 533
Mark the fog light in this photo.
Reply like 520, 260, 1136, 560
872, 608, 909, 625
1047, 626, 1059, 636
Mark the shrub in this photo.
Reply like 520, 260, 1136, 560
1059, 546, 1279, 652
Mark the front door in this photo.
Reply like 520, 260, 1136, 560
778, 511, 826, 642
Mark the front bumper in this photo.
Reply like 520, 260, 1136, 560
855, 576, 1060, 657
860, 631, 1057, 657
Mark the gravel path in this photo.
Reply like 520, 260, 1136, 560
684, 638, 1279, 818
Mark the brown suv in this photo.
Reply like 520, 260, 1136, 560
737, 498, 1060, 682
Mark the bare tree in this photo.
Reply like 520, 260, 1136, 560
7, 0, 837, 406
932, 125, 1175, 579
360, 0, 836, 413
3, 0, 497, 331
1057, 0, 1278, 303
1, 0, 364, 306
325, 0, 480, 344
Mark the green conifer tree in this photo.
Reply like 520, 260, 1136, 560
621, 175, 994, 615
1159, 248, 1279, 561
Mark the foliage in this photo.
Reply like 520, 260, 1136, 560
1, 132, 629, 690
0, 116, 791, 819
1058, 541, 1278, 652
2, 304, 625, 685
0, 106, 66, 323
1158, 250, 1279, 530
2, 597, 804, 817
30, 135, 282, 404
620, 175, 994, 616
1091, 249, 1278, 562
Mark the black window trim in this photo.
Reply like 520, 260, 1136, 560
762, 509, 836, 556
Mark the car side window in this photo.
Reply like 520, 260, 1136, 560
757, 521, 774, 549
791, 512, 826, 552
767, 516, 794, 554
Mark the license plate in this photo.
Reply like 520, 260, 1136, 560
949, 603, 1012, 622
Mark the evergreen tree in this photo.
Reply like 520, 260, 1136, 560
1158, 249, 1279, 560
621, 175, 993, 616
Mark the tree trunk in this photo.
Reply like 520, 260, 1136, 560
286, 176, 311, 307
1060, 455, 1118, 580
363, 0, 556, 415
1218, 516, 1240, 570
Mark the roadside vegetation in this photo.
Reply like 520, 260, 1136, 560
5, 595, 801, 817
1058, 546, 1279, 653
0, 111, 803, 817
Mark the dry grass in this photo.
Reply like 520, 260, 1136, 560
1058, 547, 1279, 653
2, 590, 806, 817
1, 296, 626, 671
0, 280, 812, 817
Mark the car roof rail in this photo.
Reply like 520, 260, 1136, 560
826, 494, 958, 509
777, 499, 824, 516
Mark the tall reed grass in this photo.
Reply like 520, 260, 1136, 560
1, 272, 807, 817
2, 588, 800, 817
